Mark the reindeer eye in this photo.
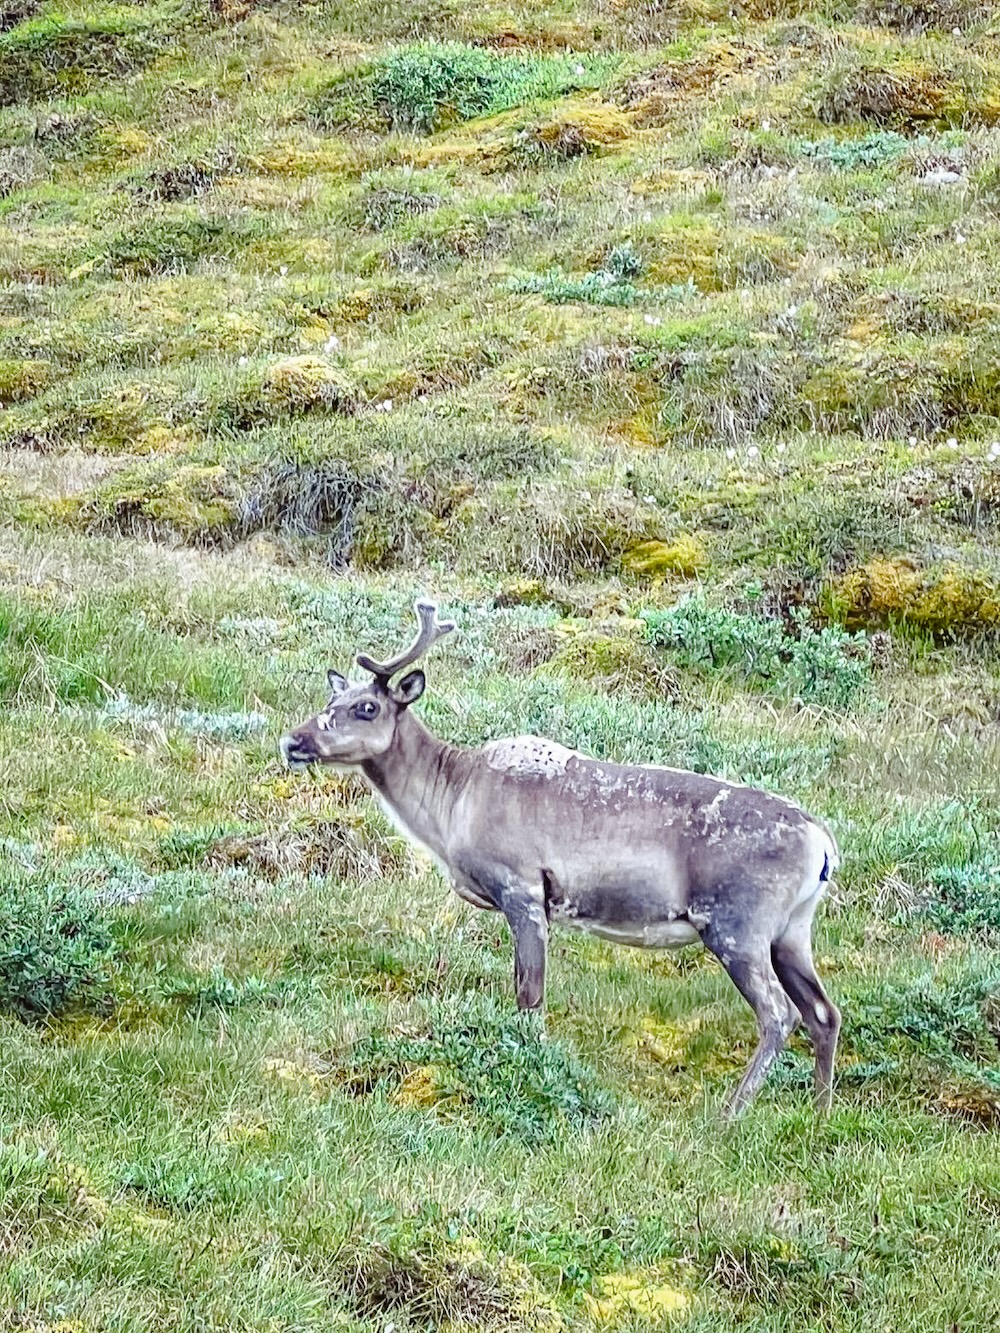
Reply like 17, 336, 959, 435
354, 700, 379, 721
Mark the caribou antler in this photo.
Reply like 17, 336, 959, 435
357, 598, 456, 681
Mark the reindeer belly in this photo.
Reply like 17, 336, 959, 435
562, 916, 702, 949
546, 877, 700, 950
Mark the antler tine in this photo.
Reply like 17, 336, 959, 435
356, 598, 456, 680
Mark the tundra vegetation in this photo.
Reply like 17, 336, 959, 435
0, 0, 999, 1328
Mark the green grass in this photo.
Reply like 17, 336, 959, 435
1, 0, 1000, 1328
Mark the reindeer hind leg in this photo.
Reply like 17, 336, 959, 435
771, 911, 841, 1114
704, 927, 801, 1119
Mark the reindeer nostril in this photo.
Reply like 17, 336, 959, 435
280, 733, 312, 766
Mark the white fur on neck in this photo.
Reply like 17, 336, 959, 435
366, 778, 451, 881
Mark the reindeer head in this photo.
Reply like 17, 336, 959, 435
279, 599, 455, 770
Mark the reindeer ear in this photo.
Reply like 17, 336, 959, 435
327, 669, 349, 696
392, 669, 425, 707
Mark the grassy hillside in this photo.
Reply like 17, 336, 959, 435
2, 0, 1000, 1328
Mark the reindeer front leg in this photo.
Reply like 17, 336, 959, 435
501, 891, 548, 1011
453, 855, 548, 1011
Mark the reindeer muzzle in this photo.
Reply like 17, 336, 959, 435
279, 733, 317, 769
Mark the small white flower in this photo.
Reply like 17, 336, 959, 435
946, 436, 958, 448
952, 26, 962, 36
324, 334, 340, 354
725, 448, 736, 460
746, 445, 759, 459
238, 355, 249, 367
418, 393, 429, 404
643, 314, 662, 326
572, 63, 585, 77
956, 232, 967, 245
581, 489, 592, 500
908, 435, 917, 446
988, 441, 1000, 459
643, 494, 657, 505
279, 265, 288, 276
776, 442, 786, 454
761, 119, 771, 131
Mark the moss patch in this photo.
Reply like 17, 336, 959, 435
78, 461, 237, 545
834, 558, 1000, 637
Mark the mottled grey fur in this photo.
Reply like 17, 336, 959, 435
281, 602, 841, 1117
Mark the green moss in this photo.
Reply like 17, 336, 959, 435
79, 461, 237, 544
834, 559, 1000, 638
256, 356, 361, 416
494, 577, 552, 608
809, 51, 1000, 129
539, 628, 674, 699
336, 282, 427, 323
93, 214, 266, 279
624, 535, 708, 578
0, 356, 52, 403
9, 379, 176, 453
0, 11, 166, 107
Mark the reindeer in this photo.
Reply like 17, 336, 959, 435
280, 600, 842, 1117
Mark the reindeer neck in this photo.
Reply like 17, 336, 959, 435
360, 710, 467, 863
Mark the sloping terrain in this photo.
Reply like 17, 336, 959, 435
1, 1, 1000, 1329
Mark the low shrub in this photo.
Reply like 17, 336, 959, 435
919, 865, 1000, 936
507, 242, 693, 308
131, 146, 238, 204
357, 185, 443, 231
798, 131, 912, 169
507, 267, 647, 308
844, 968, 1000, 1080
0, 872, 118, 1018
643, 594, 871, 708
341, 1000, 616, 1143
102, 693, 268, 742
855, 0, 994, 35
94, 215, 260, 279
313, 43, 612, 134
163, 968, 302, 1014
0, 144, 47, 196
